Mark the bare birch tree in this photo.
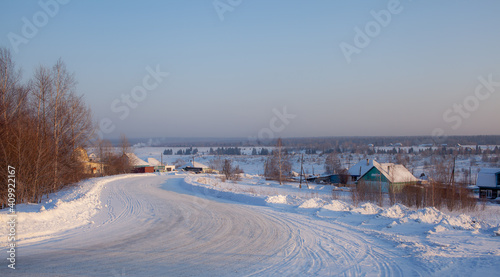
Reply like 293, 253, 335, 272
0, 48, 94, 207
264, 138, 291, 184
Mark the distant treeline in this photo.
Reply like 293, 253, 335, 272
164, 147, 199, 155
163, 147, 271, 156
163, 144, 500, 157
282, 136, 500, 150
136, 135, 500, 148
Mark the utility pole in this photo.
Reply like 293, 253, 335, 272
299, 154, 304, 189
450, 155, 456, 186
278, 138, 283, 185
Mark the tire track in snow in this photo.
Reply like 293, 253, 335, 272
248, 204, 429, 276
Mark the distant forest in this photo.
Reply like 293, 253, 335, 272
131, 135, 500, 149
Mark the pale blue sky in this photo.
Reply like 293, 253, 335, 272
1, 0, 499, 139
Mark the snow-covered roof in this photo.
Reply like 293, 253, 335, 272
476, 168, 500, 188
478, 168, 500, 175
147, 158, 162, 166
125, 153, 152, 167
373, 162, 419, 183
348, 159, 375, 177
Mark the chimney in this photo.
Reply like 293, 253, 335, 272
366, 159, 369, 165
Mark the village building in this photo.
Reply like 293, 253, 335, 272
124, 153, 155, 173
476, 168, 500, 199
75, 147, 103, 175
183, 161, 218, 174
147, 157, 176, 172
348, 159, 377, 183
357, 161, 419, 192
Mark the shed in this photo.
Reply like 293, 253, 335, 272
133, 166, 155, 173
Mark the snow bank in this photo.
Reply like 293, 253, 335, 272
298, 198, 326, 209
266, 195, 288, 204
407, 207, 444, 224
322, 200, 352, 212
182, 174, 498, 238
380, 204, 409, 218
352, 203, 383, 215
0, 175, 139, 246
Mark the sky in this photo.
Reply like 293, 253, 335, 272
1, 0, 499, 139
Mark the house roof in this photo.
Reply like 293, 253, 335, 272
376, 163, 419, 183
125, 153, 151, 167
476, 168, 500, 188
348, 159, 375, 176
147, 158, 162, 166
478, 168, 500, 175
360, 161, 419, 183
75, 147, 89, 162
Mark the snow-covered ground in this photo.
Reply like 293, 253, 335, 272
1, 173, 500, 276
132, 146, 500, 181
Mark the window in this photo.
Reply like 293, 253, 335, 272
481, 189, 493, 199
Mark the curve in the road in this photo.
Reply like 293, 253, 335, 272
6, 174, 429, 276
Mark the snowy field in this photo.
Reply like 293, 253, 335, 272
132, 146, 500, 181
1, 173, 500, 276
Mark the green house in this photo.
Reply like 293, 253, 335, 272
357, 161, 419, 192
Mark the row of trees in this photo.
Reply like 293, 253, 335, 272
94, 135, 133, 176
351, 181, 476, 211
251, 148, 270, 155
175, 147, 199, 155
209, 147, 242, 155
272, 136, 500, 150
164, 147, 271, 156
0, 48, 94, 207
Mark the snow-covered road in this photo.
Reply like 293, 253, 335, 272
0, 174, 486, 276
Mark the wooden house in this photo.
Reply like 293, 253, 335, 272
348, 159, 377, 183
357, 161, 419, 192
